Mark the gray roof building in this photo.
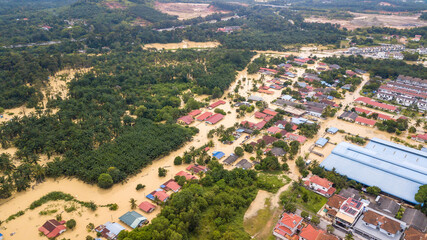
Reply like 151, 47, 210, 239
223, 153, 239, 165
235, 159, 253, 169
270, 147, 286, 157
338, 187, 361, 200
368, 196, 400, 217
119, 211, 147, 229
402, 208, 427, 232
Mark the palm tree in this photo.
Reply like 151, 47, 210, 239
130, 198, 137, 210
0, 153, 15, 174
32, 164, 46, 183
415, 119, 422, 127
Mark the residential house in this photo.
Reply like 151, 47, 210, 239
138, 201, 156, 213
235, 159, 253, 169
334, 198, 367, 229
146, 189, 169, 202
254, 120, 267, 129
263, 108, 278, 116
205, 113, 224, 124
304, 175, 336, 197
339, 188, 361, 200
327, 127, 339, 134
339, 111, 358, 122
355, 97, 398, 112
223, 153, 239, 165
270, 147, 286, 157
403, 227, 427, 240
273, 212, 304, 240
368, 196, 400, 217
299, 224, 324, 240
325, 195, 347, 219
282, 106, 306, 117
402, 208, 427, 232
315, 138, 329, 148
248, 95, 264, 102
177, 115, 194, 125
255, 111, 267, 119
119, 211, 148, 229
39, 219, 67, 239
186, 165, 208, 174
355, 116, 376, 127
188, 109, 201, 117
175, 171, 197, 180
208, 100, 226, 109
412, 133, 427, 143
267, 126, 281, 134
286, 132, 307, 144
354, 209, 405, 240
212, 151, 225, 159
95, 222, 125, 240
161, 179, 181, 192
258, 135, 278, 145
196, 112, 213, 121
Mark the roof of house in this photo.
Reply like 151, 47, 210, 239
212, 151, 225, 159
255, 120, 267, 129
178, 115, 194, 125
235, 159, 253, 169
39, 219, 66, 238
176, 171, 196, 180
263, 108, 278, 116
368, 196, 400, 216
286, 132, 307, 144
248, 95, 264, 101
95, 222, 125, 239
255, 111, 267, 118
415, 133, 427, 141
355, 116, 376, 126
188, 109, 202, 117
119, 211, 147, 229
161, 179, 181, 192
267, 126, 281, 134
186, 165, 207, 173
206, 113, 224, 124
307, 175, 333, 189
316, 232, 339, 240
196, 112, 213, 121
363, 210, 401, 234
270, 147, 287, 156
327, 127, 339, 134
327, 195, 347, 209
153, 189, 169, 202
321, 138, 427, 204
138, 201, 156, 213
258, 135, 278, 145
355, 97, 397, 111
280, 213, 303, 229
355, 107, 372, 115
339, 111, 358, 121
223, 153, 239, 165
404, 227, 427, 240
299, 224, 322, 240
402, 208, 427, 232
208, 100, 226, 109
315, 138, 329, 147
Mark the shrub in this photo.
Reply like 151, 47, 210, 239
173, 156, 182, 165
158, 167, 167, 177
66, 219, 76, 229
97, 173, 113, 189
136, 184, 145, 190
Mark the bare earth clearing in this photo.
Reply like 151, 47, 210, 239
142, 40, 220, 50
154, 2, 230, 20
305, 12, 427, 29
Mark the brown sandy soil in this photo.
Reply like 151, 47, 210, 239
305, 12, 427, 30
143, 40, 220, 50
155, 2, 230, 20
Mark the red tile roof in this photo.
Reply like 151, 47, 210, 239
258, 89, 274, 94
280, 213, 303, 229
178, 115, 194, 125
300, 224, 322, 240
255, 112, 267, 119
188, 109, 202, 117
39, 219, 66, 238
208, 100, 226, 109
186, 165, 207, 173
307, 175, 333, 189
355, 107, 372, 115
263, 109, 278, 116
162, 179, 181, 192
267, 126, 280, 134
196, 112, 213, 121
377, 113, 393, 121
241, 121, 256, 128
205, 113, 224, 124
264, 115, 274, 122
355, 97, 397, 111
139, 201, 156, 213
415, 133, 427, 141
260, 67, 278, 73
286, 132, 307, 143
254, 120, 267, 129
153, 190, 169, 202
355, 116, 376, 126
176, 171, 196, 180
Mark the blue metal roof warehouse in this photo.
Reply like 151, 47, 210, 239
320, 138, 427, 204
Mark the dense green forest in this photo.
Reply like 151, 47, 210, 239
117, 162, 258, 240
323, 55, 427, 79
0, 48, 253, 197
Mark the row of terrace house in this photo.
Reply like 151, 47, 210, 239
377, 75, 427, 111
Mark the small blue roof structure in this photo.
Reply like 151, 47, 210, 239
291, 117, 313, 125
296, 82, 307, 88
320, 138, 427, 204
212, 151, 225, 159
327, 96, 334, 100
119, 211, 147, 229
315, 138, 329, 147
327, 127, 339, 134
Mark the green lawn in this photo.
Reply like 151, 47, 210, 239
280, 186, 328, 214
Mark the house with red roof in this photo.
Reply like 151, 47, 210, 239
205, 113, 224, 124
177, 115, 194, 125
345, 70, 356, 77
176, 171, 197, 180
412, 133, 427, 143
257, 135, 279, 145
186, 165, 208, 173
376, 113, 393, 121
355, 116, 376, 127
355, 97, 398, 112
188, 109, 202, 117
285, 132, 307, 144
138, 201, 156, 213
196, 112, 213, 121
304, 175, 336, 197
241, 121, 256, 129
208, 100, 226, 109
300, 224, 322, 240
258, 89, 274, 94
39, 219, 67, 238
264, 115, 274, 122
263, 108, 278, 116
355, 107, 372, 115
255, 111, 267, 119
273, 212, 303, 240
267, 126, 281, 134
161, 179, 181, 192
152, 190, 169, 202
254, 120, 267, 130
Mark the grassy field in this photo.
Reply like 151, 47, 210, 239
280, 185, 328, 214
